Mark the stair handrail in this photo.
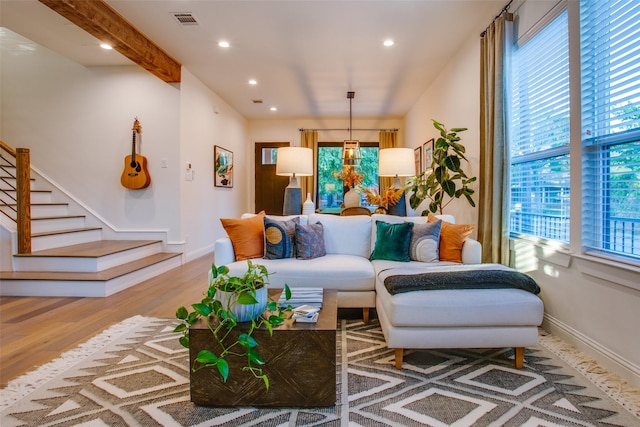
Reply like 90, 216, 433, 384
0, 140, 31, 254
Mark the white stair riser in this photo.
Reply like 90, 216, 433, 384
15, 242, 164, 272
0, 205, 17, 219
0, 256, 182, 297
0, 178, 40, 191
31, 204, 70, 217
0, 204, 68, 220
31, 229, 102, 251
31, 217, 86, 233
2, 191, 52, 204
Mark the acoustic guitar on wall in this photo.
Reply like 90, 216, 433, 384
120, 117, 150, 189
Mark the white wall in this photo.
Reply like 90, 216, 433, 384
179, 69, 250, 260
404, 36, 480, 229
1, 31, 182, 240
403, 15, 640, 387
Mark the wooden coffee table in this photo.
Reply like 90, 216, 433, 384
189, 288, 337, 407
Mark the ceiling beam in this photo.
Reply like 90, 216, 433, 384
39, 0, 181, 83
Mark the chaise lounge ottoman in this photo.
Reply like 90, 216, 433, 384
374, 263, 544, 369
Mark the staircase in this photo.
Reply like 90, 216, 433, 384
0, 146, 183, 297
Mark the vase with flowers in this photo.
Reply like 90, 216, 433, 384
362, 185, 404, 214
333, 166, 365, 207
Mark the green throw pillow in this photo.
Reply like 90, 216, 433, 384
370, 220, 414, 262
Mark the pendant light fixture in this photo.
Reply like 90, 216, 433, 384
342, 91, 362, 166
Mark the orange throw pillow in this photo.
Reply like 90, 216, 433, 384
220, 211, 266, 261
427, 213, 474, 263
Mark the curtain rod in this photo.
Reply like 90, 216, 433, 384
480, 0, 514, 37
299, 128, 398, 132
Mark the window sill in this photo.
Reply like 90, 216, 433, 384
572, 253, 640, 293
510, 236, 640, 293
509, 235, 572, 268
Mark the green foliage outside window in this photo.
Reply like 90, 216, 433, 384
317, 146, 378, 209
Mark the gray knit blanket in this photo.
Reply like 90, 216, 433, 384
383, 269, 541, 295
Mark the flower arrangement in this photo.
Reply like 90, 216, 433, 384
333, 166, 364, 188
362, 185, 403, 209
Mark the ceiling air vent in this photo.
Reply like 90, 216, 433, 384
252, 100, 263, 104
171, 12, 199, 26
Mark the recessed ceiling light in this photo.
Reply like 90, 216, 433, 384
100, 43, 113, 50
218, 41, 230, 48
248, 79, 257, 85
270, 107, 277, 112
383, 39, 394, 47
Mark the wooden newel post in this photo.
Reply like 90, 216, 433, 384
16, 148, 31, 254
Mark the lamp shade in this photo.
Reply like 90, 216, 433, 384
378, 148, 415, 177
276, 147, 313, 177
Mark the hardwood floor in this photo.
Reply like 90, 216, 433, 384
0, 252, 215, 388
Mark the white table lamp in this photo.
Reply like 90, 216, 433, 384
378, 148, 415, 215
276, 147, 313, 215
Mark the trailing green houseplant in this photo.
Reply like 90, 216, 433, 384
406, 119, 477, 215
174, 261, 291, 390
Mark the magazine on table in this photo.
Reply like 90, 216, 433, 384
279, 287, 323, 308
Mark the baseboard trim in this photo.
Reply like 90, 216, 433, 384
185, 244, 214, 263
543, 313, 640, 388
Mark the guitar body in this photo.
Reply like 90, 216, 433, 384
121, 154, 151, 189
121, 117, 150, 189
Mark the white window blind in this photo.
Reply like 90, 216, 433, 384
509, 9, 570, 242
581, 0, 640, 261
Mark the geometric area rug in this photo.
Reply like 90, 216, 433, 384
2, 316, 639, 426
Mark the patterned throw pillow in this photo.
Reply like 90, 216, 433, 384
264, 217, 299, 259
410, 220, 442, 262
369, 220, 414, 262
295, 222, 326, 260
427, 213, 474, 263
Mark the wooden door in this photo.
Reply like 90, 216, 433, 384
255, 142, 291, 215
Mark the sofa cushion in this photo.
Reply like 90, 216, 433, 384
428, 213, 474, 263
375, 263, 544, 327
409, 220, 442, 262
264, 216, 299, 259
309, 213, 371, 258
295, 222, 326, 259
220, 211, 265, 261
225, 255, 375, 291
370, 220, 414, 262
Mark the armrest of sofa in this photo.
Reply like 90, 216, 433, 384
461, 238, 482, 264
214, 237, 236, 266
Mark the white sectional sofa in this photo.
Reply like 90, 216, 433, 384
214, 212, 543, 368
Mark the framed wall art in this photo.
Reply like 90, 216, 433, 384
422, 138, 434, 171
414, 146, 422, 174
214, 145, 233, 187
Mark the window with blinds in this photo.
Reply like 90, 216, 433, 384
581, 0, 640, 261
509, 9, 570, 242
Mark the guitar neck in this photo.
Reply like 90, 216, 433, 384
131, 130, 137, 161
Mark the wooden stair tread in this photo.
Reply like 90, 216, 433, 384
31, 215, 85, 221
3, 189, 51, 193
2, 203, 69, 207
15, 239, 163, 258
31, 227, 102, 238
0, 252, 181, 281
